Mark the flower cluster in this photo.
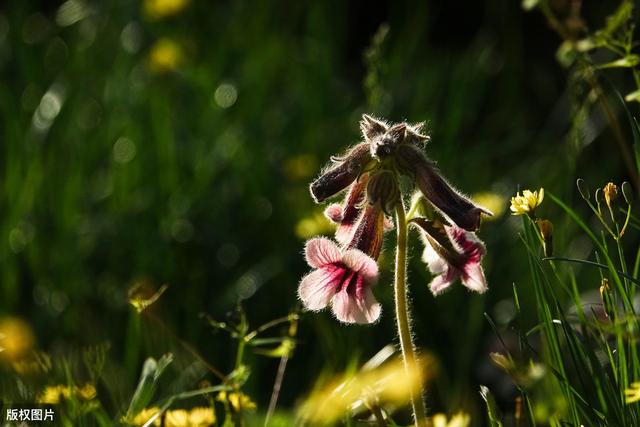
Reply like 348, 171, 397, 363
298, 115, 492, 324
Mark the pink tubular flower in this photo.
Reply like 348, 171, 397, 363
413, 219, 487, 296
298, 238, 381, 324
324, 174, 369, 245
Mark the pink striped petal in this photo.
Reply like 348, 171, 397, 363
298, 268, 340, 311
341, 249, 379, 283
331, 289, 381, 324
304, 237, 341, 268
429, 268, 459, 296
462, 262, 488, 294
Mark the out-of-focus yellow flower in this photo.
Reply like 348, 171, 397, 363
297, 356, 427, 424
123, 407, 162, 426
38, 386, 72, 404
148, 38, 183, 73
0, 317, 35, 363
217, 391, 256, 412
295, 210, 336, 239
144, 0, 189, 20
165, 409, 189, 427
472, 192, 506, 219
625, 382, 640, 404
78, 384, 97, 400
510, 188, 544, 216
429, 412, 471, 427
283, 154, 318, 181
37, 384, 97, 404
186, 407, 215, 426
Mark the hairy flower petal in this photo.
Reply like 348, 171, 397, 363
305, 237, 342, 268
299, 268, 343, 311
396, 145, 491, 231
461, 262, 487, 293
331, 288, 381, 324
342, 249, 379, 283
309, 143, 372, 203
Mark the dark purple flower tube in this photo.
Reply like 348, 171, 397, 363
396, 144, 492, 231
309, 143, 373, 203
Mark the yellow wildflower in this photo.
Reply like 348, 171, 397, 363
125, 407, 162, 426
37, 385, 72, 404
603, 182, 619, 208
165, 409, 189, 427
0, 317, 35, 363
187, 407, 215, 426
430, 412, 471, 427
148, 38, 183, 73
510, 188, 544, 216
77, 384, 97, 400
144, 0, 189, 20
217, 390, 256, 412
37, 384, 97, 404
625, 382, 640, 404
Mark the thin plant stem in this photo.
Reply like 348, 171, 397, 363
264, 354, 289, 427
394, 201, 427, 427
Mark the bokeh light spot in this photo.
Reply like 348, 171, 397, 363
213, 83, 238, 108
56, 0, 89, 27
113, 137, 137, 164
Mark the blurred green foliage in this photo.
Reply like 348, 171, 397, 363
0, 0, 639, 425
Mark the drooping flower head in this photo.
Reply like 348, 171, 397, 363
300, 114, 491, 324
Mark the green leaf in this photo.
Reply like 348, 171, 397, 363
480, 385, 504, 427
126, 354, 174, 418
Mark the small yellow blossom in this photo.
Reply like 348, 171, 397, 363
0, 317, 35, 363
510, 188, 544, 216
37, 384, 97, 404
77, 384, 97, 400
125, 407, 162, 426
625, 382, 640, 404
165, 409, 189, 427
217, 391, 256, 412
37, 386, 72, 404
186, 407, 215, 426
603, 182, 619, 208
144, 0, 189, 20
161, 407, 215, 427
148, 39, 183, 73
430, 412, 471, 427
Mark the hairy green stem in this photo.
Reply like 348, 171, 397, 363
394, 201, 427, 427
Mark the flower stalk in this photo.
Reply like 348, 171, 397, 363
394, 200, 427, 427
